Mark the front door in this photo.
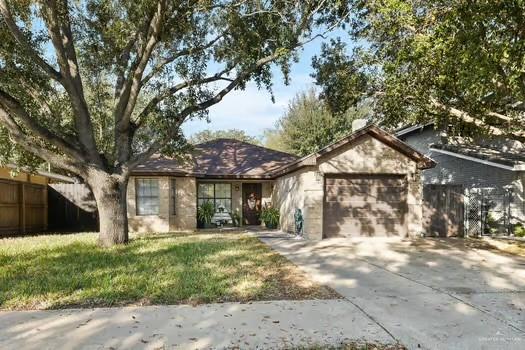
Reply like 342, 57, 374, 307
242, 183, 262, 225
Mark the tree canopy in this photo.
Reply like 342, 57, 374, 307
264, 89, 370, 156
0, 0, 350, 245
312, 0, 525, 140
189, 129, 261, 145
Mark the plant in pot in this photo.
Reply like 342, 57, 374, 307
197, 201, 215, 229
230, 209, 241, 227
260, 204, 280, 229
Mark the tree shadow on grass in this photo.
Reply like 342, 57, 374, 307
0, 234, 335, 310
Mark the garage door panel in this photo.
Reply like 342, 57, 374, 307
324, 203, 406, 219
326, 177, 405, 186
324, 220, 407, 237
326, 184, 407, 202
323, 175, 408, 238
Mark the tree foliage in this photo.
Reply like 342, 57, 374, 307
189, 129, 261, 145
311, 38, 368, 116
0, 0, 350, 245
313, 0, 525, 140
264, 90, 370, 156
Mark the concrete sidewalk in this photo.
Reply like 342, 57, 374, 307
0, 300, 394, 350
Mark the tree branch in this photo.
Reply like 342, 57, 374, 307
114, 0, 167, 163
0, 89, 85, 160
141, 34, 224, 86
0, 107, 83, 174
127, 50, 286, 169
134, 68, 235, 129
430, 97, 525, 140
0, 0, 62, 82
41, 0, 100, 162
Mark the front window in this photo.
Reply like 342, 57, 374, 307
136, 178, 159, 215
197, 183, 232, 213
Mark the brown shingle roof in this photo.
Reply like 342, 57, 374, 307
132, 139, 299, 178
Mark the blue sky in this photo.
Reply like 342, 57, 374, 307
182, 31, 349, 139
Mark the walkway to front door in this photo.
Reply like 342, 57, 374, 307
242, 183, 262, 225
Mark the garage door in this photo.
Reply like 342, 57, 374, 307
323, 175, 408, 238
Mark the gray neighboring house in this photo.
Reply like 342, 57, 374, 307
396, 123, 525, 235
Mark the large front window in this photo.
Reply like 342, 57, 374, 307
197, 183, 232, 213
136, 178, 160, 215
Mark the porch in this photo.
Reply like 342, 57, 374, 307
196, 179, 274, 228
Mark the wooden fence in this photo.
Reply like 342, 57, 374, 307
48, 183, 98, 231
423, 184, 464, 237
0, 179, 47, 235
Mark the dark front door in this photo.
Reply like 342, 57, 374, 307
242, 183, 262, 225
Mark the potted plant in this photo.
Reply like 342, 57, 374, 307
197, 201, 215, 228
230, 210, 241, 227
260, 204, 280, 229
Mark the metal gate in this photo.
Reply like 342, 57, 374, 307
465, 187, 512, 236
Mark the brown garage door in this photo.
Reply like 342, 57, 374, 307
323, 174, 408, 238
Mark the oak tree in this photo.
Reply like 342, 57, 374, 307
0, 0, 349, 246
314, 1, 525, 140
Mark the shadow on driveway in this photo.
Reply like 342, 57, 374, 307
258, 232, 525, 350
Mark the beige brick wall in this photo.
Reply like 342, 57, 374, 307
273, 166, 323, 239
273, 134, 424, 239
318, 136, 416, 174
128, 176, 197, 233
169, 177, 197, 231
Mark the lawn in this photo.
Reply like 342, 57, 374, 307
0, 232, 338, 310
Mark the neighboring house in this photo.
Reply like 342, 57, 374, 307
0, 165, 73, 235
128, 125, 435, 239
396, 123, 525, 235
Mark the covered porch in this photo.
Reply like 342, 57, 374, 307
196, 179, 274, 228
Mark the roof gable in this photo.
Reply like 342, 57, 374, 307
268, 125, 436, 177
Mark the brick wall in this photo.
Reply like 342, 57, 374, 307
273, 135, 423, 239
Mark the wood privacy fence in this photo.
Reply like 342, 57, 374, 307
423, 184, 464, 237
48, 183, 98, 232
0, 179, 47, 235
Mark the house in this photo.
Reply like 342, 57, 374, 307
128, 125, 435, 239
396, 123, 525, 235
0, 165, 73, 235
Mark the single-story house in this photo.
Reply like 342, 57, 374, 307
396, 123, 525, 235
128, 125, 435, 239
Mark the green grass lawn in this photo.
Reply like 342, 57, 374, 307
0, 232, 338, 310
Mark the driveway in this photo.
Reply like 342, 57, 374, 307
259, 233, 525, 350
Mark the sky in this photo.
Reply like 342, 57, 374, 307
182, 30, 350, 139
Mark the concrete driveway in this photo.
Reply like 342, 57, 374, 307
259, 233, 525, 350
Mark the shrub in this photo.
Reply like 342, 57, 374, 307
197, 201, 215, 225
260, 204, 280, 229
514, 223, 525, 237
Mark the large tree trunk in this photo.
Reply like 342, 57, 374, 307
88, 171, 129, 247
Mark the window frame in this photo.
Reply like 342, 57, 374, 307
197, 182, 232, 213
135, 178, 160, 216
